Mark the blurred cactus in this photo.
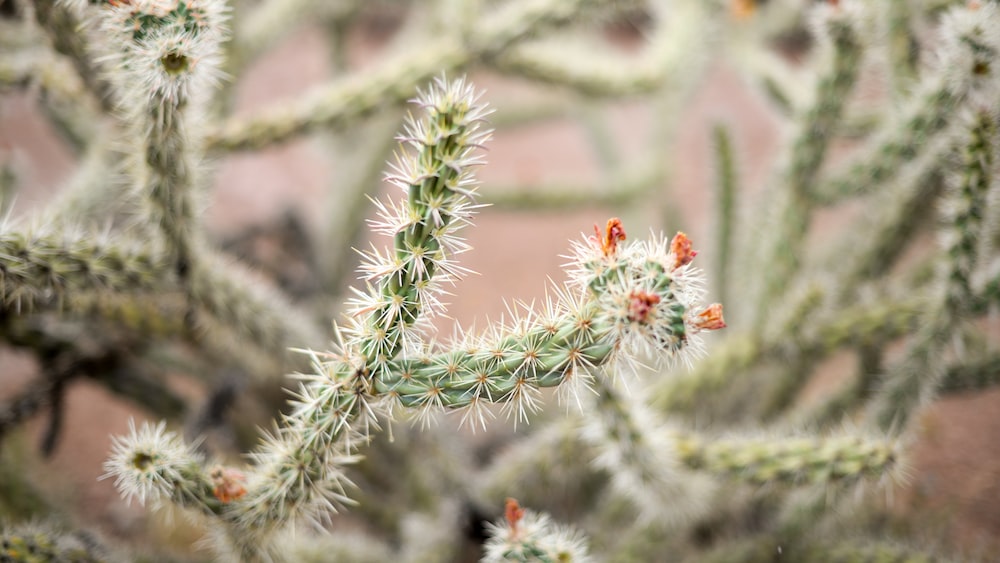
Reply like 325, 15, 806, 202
0, 524, 107, 563
482, 498, 591, 563
0, 0, 998, 562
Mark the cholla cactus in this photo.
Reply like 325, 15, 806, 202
0, 523, 107, 563
96, 0, 227, 106
96, 0, 227, 282
101, 73, 727, 560
3, 0, 999, 560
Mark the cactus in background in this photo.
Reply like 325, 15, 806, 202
482, 498, 591, 563
0, 524, 107, 563
0, 0, 998, 561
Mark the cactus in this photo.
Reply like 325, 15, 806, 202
0, 0, 999, 561
99, 72, 728, 560
0, 524, 107, 563
482, 498, 591, 563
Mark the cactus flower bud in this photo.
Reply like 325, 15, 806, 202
692, 303, 726, 331
670, 232, 698, 269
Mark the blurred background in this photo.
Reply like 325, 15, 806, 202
2, 0, 1000, 561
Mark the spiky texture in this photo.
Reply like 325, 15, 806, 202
201, 0, 603, 152
653, 294, 926, 415
102, 419, 219, 513
0, 228, 167, 309
673, 433, 899, 485
871, 109, 998, 433
0, 523, 107, 563
98, 0, 227, 109
813, 1, 1000, 204
99, 77, 726, 560
349, 75, 492, 367
482, 499, 591, 563
582, 378, 714, 525
751, 1, 863, 321
10, 0, 1000, 560
97, 0, 227, 283
232, 78, 723, 535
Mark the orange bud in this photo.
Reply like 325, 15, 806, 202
505, 497, 525, 537
693, 303, 726, 331
627, 290, 661, 323
592, 217, 627, 257
210, 466, 247, 504
670, 232, 698, 269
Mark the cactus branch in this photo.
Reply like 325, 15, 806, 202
870, 110, 997, 434
653, 294, 926, 415
0, 229, 168, 309
203, 0, 605, 152
752, 5, 863, 322
673, 433, 899, 486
